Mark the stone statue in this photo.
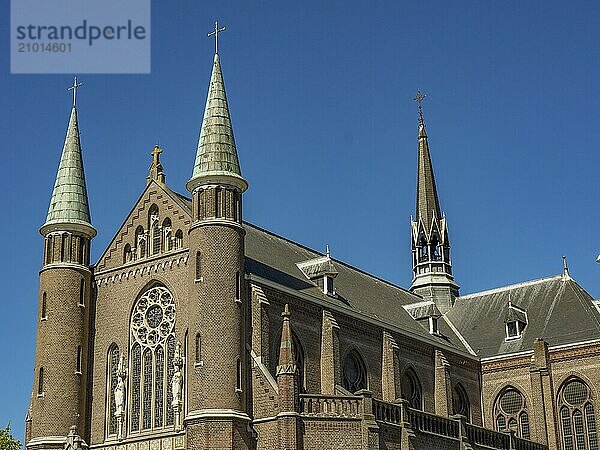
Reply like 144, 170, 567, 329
171, 367, 182, 402
114, 376, 125, 415
172, 341, 183, 401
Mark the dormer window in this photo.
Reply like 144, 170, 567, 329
404, 301, 442, 335
504, 301, 527, 340
324, 275, 334, 295
506, 320, 525, 339
296, 247, 339, 297
429, 316, 438, 334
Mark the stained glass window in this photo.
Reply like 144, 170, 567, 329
343, 351, 367, 394
131, 344, 141, 431
520, 412, 530, 440
155, 347, 164, 428
166, 335, 175, 426
142, 349, 153, 429
453, 384, 470, 420
129, 285, 177, 435
400, 368, 422, 410
494, 387, 529, 439
559, 378, 598, 450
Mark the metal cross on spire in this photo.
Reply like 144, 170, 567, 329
67, 76, 83, 107
207, 20, 226, 54
414, 90, 426, 124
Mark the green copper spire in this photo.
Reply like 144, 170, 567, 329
40, 104, 95, 237
186, 53, 247, 193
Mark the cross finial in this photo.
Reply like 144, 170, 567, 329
67, 76, 83, 107
414, 90, 426, 124
151, 145, 163, 166
326, 244, 330, 258
562, 255, 571, 280
207, 20, 226, 55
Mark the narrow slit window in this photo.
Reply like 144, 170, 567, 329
38, 367, 44, 395
41, 292, 47, 319
236, 358, 242, 392
76, 345, 82, 373
235, 271, 241, 301
79, 279, 85, 306
195, 251, 202, 281
195, 334, 201, 364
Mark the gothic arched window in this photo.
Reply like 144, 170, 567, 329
106, 344, 120, 437
400, 368, 422, 410
453, 383, 471, 420
123, 244, 132, 264
174, 230, 183, 250
494, 387, 530, 440
342, 351, 367, 393
148, 205, 160, 255
129, 285, 176, 433
135, 226, 146, 259
162, 218, 172, 252
559, 378, 598, 450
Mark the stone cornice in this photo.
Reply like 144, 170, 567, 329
95, 251, 188, 286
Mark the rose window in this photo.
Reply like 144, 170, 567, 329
131, 286, 176, 348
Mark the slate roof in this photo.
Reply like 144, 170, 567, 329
445, 275, 600, 359
243, 222, 474, 355
187, 54, 245, 190
42, 106, 94, 234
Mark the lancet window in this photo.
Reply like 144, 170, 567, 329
106, 344, 120, 437
342, 351, 367, 393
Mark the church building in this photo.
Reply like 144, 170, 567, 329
24, 32, 600, 450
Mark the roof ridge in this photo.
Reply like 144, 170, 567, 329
243, 221, 419, 298
458, 274, 564, 299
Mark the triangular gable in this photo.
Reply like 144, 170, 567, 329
95, 181, 192, 272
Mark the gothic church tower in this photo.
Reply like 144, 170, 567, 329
27, 83, 95, 449
184, 46, 252, 447
410, 95, 459, 312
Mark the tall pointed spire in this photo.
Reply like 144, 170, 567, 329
186, 49, 247, 193
410, 91, 458, 312
40, 81, 95, 237
414, 91, 442, 230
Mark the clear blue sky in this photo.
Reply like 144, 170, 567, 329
2, 0, 600, 441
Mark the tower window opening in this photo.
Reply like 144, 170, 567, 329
215, 187, 222, 218
45, 236, 53, 264
60, 233, 68, 262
